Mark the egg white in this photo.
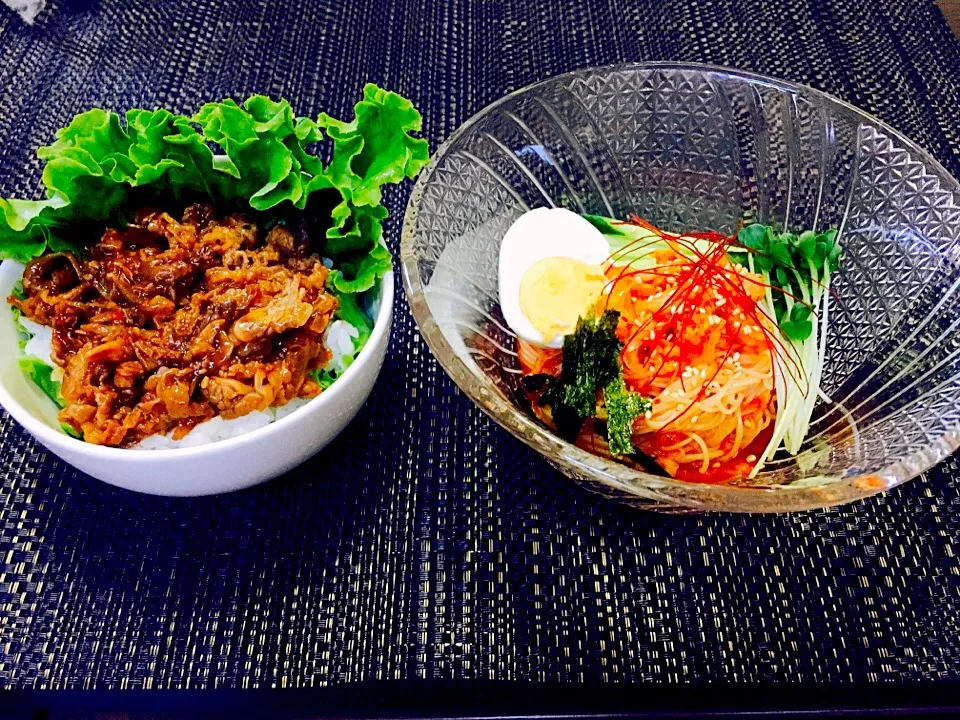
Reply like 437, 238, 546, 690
498, 207, 610, 348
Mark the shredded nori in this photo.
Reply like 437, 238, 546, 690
533, 310, 651, 456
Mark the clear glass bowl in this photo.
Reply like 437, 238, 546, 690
400, 62, 960, 513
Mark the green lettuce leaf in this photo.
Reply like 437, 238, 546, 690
123, 109, 184, 186
318, 83, 430, 208
191, 95, 331, 212
334, 289, 374, 348
328, 241, 393, 294
13, 297, 79, 435
123, 109, 227, 199
13, 295, 64, 407
310, 368, 337, 391
162, 117, 230, 198
10, 286, 28, 351
324, 202, 388, 258
0, 198, 60, 262
37, 109, 134, 221
194, 97, 300, 209
19, 356, 65, 409
315, 84, 429, 273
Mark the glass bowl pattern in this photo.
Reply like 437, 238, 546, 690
401, 63, 960, 513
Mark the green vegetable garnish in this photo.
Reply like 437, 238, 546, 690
730, 222, 842, 461
10, 281, 28, 352
732, 223, 841, 342
582, 212, 682, 269
11, 298, 67, 409
310, 368, 339, 391
332, 289, 374, 349
18, 357, 65, 409
535, 310, 651, 456
328, 241, 394, 295
581, 213, 627, 236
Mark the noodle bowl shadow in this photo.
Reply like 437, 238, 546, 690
0, 261, 394, 496
401, 62, 960, 513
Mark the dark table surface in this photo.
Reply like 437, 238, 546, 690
2, 0, 960, 713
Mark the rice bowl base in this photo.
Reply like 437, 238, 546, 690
0, 260, 394, 496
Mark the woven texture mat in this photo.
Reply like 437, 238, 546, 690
2, 0, 960, 690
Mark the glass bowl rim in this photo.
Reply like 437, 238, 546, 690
400, 60, 960, 512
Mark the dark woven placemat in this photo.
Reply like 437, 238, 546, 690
1, 0, 960, 691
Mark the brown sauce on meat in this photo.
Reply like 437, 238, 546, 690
11, 205, 338, 447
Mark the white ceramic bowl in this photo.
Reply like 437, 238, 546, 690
0, 260, 393, 496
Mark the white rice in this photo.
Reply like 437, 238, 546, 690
324, 319, 359, 376
15, 310, 360, 450
134, 399, 311, 451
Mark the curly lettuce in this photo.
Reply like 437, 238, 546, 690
0, 84, 429, 293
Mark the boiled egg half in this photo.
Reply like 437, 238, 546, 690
499, 207, 610, 348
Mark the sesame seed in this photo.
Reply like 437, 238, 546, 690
733, 352, 741, 361
746, 454, 757, 462
716, 297, 726, 306
691, 415, 699, 423
644, 410, 652, 420
743, 326, 752, 335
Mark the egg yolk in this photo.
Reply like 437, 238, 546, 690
518, 257, 606, 343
